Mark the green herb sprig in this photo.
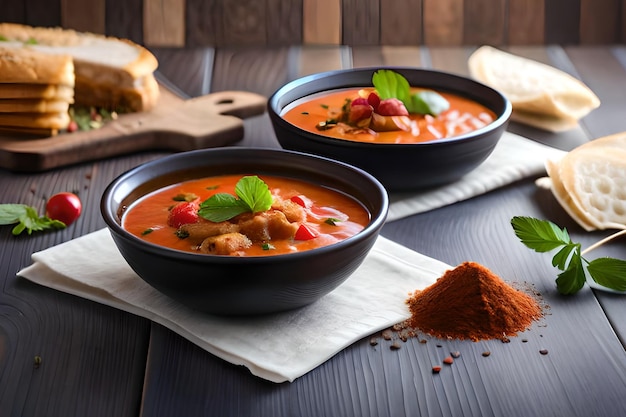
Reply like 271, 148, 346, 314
0, 204, 66, 235
198, 176, 273, 222
372, 69, 450, 116
511, 216, 626, 294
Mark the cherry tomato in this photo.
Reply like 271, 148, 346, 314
290, 195, 313, 208
167, 201, 199, 228
294, 224, 318, 241
46, 192, 82, 226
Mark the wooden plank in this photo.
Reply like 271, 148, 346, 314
143, 0, 185, 47
185, 0, 217, 47
267, 0, 303, 46
152, 47, 215, 97
303, 0, 341, 45
341, 0, 379, 46
544, 0, 580, 44
211, 47, 292, 97
0, 0, 25, 23
623, 0, 626, 43
26, 0, 62, 27
428, 46, 474, 74
508, 0, 545, 45
580, 0, 620, 44
423, 0, 463, 46
215, 0, 266, 46
295, 45, 351, 77
381, 0, 422, 45
566, 46, 626, 137
463, 0, 506, 45
352, 46, 423, 68
105, 0, 143, 43
60, 0, 105, 33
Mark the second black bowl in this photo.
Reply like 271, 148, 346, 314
268, 67, 512, 191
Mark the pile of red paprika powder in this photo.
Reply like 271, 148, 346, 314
402, 261, 543, 342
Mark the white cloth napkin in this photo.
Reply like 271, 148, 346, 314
18, 228, 450, 383
387, 131, 567, 221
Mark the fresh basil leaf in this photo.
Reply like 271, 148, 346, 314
408, 91, 450, 116
372, 69, 410, 102
235, 176, 273, 213
587, 257, 626, 291
552, 244, 579, 270
511, 216, 571, 253
0, 203, 65, 235
0, 204, 28, 224
198, 176, 274, 222
555, 255, 586, 294
198, 193, 249, 222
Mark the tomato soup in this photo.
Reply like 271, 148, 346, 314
122, 174, 370, 256
282, 88, 497, 144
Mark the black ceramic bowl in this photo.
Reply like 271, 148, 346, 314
101, 147, 388, 315
268, 67, 512, 191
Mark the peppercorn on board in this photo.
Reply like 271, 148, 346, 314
0, 85, 267, 172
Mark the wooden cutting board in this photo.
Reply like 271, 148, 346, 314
0, 86, 267, 172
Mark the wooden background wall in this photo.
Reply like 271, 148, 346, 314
2, 0, 625, 47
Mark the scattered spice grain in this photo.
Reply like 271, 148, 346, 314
482, 351, 491, 357
451, 351, 461, 358
432, 366, 442, 374
404, 261, 542, 341
539, 349, 549, 355
443, 356, 454, 365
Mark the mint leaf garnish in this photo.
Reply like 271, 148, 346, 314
372, 69, 449, 116
198, 176, 273, 222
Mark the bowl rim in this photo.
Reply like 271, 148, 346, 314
100, 147, 389, 264
267, 66, 512, 149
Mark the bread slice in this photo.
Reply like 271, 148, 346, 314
0, 111, 70, 130
468, 46, 600, 131
0, 98, 70, 113
0, 46, 74, 86
0, 23, 159, 112
0, 83, 74, 101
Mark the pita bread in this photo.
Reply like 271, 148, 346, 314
469, 46, 600, 132
542, 132, 626, 230
0, 98, 70, 113
511, 110, 579, 133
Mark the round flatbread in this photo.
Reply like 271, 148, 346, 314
558, 133, 626, 230
468, 46, 600, 130
543, 132, 626, 230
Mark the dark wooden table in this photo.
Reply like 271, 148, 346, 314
2, 45, 626, 417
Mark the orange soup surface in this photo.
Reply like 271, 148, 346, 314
282, 88, 497, 144
122, 174, 370, 256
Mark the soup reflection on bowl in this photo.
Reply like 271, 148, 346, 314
101, 147, 389, 315
268, 67, 512, 191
